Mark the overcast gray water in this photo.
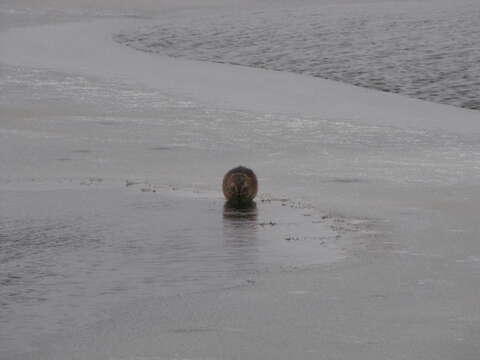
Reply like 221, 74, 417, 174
115, 0, 480, 110
0, 186, 342, 355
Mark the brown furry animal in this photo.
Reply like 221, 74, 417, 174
222, 166, 258, 204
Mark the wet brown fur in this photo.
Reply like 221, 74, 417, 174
222, 166, 258, 204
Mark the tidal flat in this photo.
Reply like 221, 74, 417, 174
1, 1, 480, 359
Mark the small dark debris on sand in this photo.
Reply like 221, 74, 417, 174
260, 198, 289, 203
259, 221, 277, 227
141, 187, 156, 193
125, 180, 141, 187
80, 177, 103, 185
285, 236, 300, 241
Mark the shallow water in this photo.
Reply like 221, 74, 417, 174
115, 0, 480, 110
0, 187, 340, 354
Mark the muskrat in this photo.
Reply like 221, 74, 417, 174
222, 166, 258, 204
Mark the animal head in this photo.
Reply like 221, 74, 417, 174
222, 166, 258, 203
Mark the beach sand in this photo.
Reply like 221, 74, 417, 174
1, 1, 480, 359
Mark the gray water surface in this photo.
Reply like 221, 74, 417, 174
115, 0, 480, 110
0, 187, 339, 355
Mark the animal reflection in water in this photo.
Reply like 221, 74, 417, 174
223, 200, 258, 248
223, 201, 258, 222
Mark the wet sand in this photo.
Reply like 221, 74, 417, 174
1, 1, 480, 359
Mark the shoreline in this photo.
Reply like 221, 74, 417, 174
1, 19, 480, 134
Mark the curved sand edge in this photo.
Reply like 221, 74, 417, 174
1, 18, 479, 134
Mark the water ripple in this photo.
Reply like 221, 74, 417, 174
115, 0, 480, 110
